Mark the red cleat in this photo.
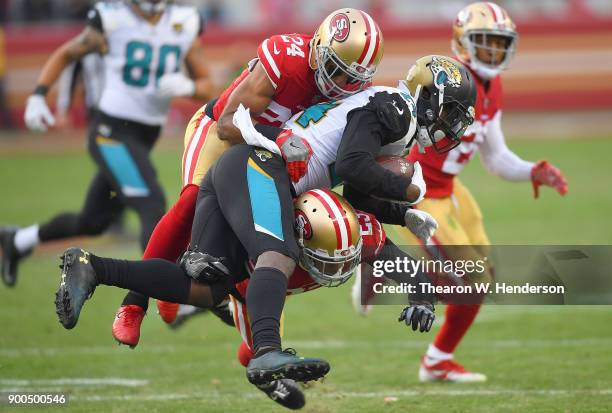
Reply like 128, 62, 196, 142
112, 305, 145, 348
156, 300, 180, 324
419, 357, 487, 383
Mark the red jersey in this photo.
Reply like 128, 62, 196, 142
235, 211, 386, 297
407, 70, 503, 198
213, 34, 323, 127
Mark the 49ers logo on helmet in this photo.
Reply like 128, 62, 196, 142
295, 210, 312, 240
330, 13, 350, 42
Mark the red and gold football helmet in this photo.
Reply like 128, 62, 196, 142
452, 2, 517, 80
294, 189, 362, 287
310, 8, 384, 99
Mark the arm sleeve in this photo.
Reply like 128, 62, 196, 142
335, 109, 413, 201
479, 110, 534, 181
343, 184, 408, 225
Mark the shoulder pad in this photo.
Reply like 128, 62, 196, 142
168, 5, 201, 37
257, 34, 309, 89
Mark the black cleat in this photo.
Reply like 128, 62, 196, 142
54, 247, 98, 329
256, 379, 306, 410
246, 348, 330, 385
0, 226, 31, 287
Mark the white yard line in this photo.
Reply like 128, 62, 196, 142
64, 388, 612, 402
0, 378, 148, 387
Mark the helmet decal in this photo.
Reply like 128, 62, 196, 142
329, 13, 351, 42
295, 210, 313, 241
430, 56, 462, 89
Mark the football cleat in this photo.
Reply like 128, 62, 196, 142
157, 300, 180, 324
112, 304, 145, 348
246, 348, 330, 385
0, 226, 31, 287
419, 357, 487, 383
54, 247, 98, 329
256, 379, 306, 410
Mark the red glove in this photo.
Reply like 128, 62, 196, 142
531, 160, 568, 199
276, 129, 313, 183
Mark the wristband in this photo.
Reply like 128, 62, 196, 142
33, 85, 50, 96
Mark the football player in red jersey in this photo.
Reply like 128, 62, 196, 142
111, 8, 385, 348
375, 2, 568, 383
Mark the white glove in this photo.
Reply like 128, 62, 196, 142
408, 161, 426, 205
158, 72, 195, 98
232, 104, 281, 155
24, 94, 55, 132
404, 209, 438, 241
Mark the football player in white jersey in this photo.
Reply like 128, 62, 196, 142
52, 55, 476, 389
0, 0, 214, 287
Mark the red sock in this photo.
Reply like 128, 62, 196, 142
143, 184, 199, 261
237, 341, 254, 367
433, 304, 481, 354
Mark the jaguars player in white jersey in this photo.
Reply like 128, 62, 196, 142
0, 0, 214, 287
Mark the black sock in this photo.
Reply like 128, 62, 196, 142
90, 255, 191, 304
121, 291, 149, 310
246, 267, 287, 353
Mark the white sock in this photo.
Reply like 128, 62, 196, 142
425, 344, 453, 363
14, 225, 40, 253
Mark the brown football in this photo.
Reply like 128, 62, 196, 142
375, 155, 414, 178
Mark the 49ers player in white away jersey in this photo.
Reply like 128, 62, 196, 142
385, 2, 568, 383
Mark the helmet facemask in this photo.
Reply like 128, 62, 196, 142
463, 30, 517, 79
314, 43, 375, 99
299, 238, 362, 287
409, 58, 476, 154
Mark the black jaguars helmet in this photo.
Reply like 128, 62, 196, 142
401, 55, 477, 153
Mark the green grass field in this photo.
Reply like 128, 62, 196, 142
1, 135, 612, 412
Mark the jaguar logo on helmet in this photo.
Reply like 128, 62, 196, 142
430, 56, 462, 89
330, 13, 351, 42
295, 210, 312, 241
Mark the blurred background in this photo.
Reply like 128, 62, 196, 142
1, 0, 612, 137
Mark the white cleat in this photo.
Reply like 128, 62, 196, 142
351, 266, 372, 316
419, 357, 487, 383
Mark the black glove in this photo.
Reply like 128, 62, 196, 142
398, 303, 435, 332
179, 250, 230, 282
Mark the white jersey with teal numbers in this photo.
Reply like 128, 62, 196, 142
95, 2, 200, 126
290, 86, 417, 195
